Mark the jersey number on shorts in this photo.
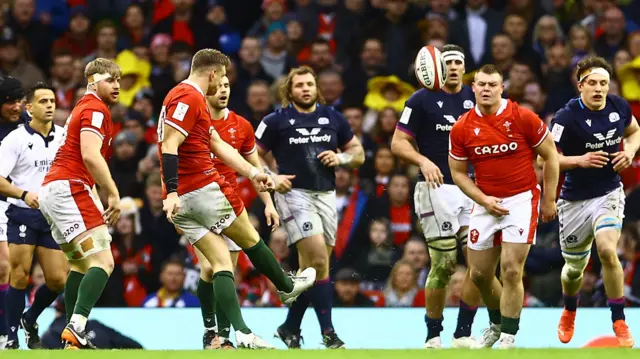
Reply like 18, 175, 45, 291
157, 106, 167, 142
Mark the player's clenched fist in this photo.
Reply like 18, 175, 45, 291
163, 192, 181, 223
480, 196, 510, 217
419, 159, 444, 189
577, 151, 609, 168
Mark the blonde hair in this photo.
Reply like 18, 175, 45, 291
279, 66, 325, 108
191, 48, 230, 74
386, 260, 417, 292
84, 58, 121, 80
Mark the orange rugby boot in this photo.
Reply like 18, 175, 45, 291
557, 309, 576, 344
613, 320, 635, 348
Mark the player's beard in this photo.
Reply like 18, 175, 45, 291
292, 95, 317, 111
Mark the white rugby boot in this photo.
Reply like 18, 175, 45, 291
471, 323, 501, 348
496, 333, 516, 349
0, 335, 7, 349
236, 331, 276, 349
278, 268, 316, 305
424, 336, 443, 349
451, 336, 477, 348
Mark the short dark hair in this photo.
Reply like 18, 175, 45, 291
475, 64, 504, 79
26, 83, 54, 102
161, 258, 185, 272
575, 55, 612, 82
442, 44, 464, 54
311, 38, 331, 50
191, 48, 230, 74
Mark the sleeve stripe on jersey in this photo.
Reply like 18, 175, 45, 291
396, 124, 415, 138
80, 127, 104, 140
449, 152, 468, 161
532, 129, 549, 148
242, 145, 257, 155
165, 119, 189, 137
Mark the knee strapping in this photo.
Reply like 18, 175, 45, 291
65, 227, 112, 261
594, 216, 622, 236
426, 239, 457, 289
561, 251, 590, 281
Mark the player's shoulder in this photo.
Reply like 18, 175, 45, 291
320, 105, 347, 123
262, 108, 285, 125
451, 109, 473, 132
512, 101, 539, 121
607, 94, 631, 112
552, 97, 581, 124
231, 111, 253, 130
166, 82, 204, 105
407, 88, 430, 105
53, 124, 64, 133
2, 125, 26, 143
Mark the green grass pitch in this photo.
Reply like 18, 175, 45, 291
1, 349, 638, 359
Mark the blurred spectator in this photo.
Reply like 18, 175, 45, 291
6, 0, 53, 72
363, 76, 414, 133
383, 260, 424, 307
620, 222, 640, 306
50, 49, 79, 124
368, 173, 414, 247
401, 237, 430, 288
369, 145, 395, 197
118, 4, 150, 50
532, 15, 564, 64
318, 69, 344, 108
205, 1, 242, 55
236, 36, 274, 97
594, 7, 628, 61
333, 268, 375, 307
343, 105, 377, 178
490, 33, 517, 74
109, 130, 143, 197
445, 265, 466, 307
115, 50, 152, 107
307, 39, 337, 74
84, 21, 119, 65
151, 0, 220, 51
448, 0, 503, 71
353, 218, 396, 287
142, 259, 199, 308
241, 80, 273, 127
0, 26, 45, 89
342, 38, 390, 105
110, 197, 154, 307
260, 21, 295, 80
248, 0, 286, 38
53, 6, 95, 58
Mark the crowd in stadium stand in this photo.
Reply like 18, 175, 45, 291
3, 0, 640, 308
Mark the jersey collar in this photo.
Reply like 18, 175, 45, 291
85, 91, 103, 103
474, 98, 508, 117
25, 121, 56, 146
181, 80, 206, 97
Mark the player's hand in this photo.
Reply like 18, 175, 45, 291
578, 151, 609, 168
540, 197, 557, 222
24, 192, 39, 209
274, 174, 296, 193
419, 159, 444, 189
611, 150, 634, 172
480, 196, 510, 217
103, 194, 121, 226
264, 204, 280, 232
163, 192, 181, 223
251, 173, 274, 192
317, 150, 340, 167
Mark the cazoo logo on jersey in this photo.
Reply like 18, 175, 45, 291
289, 128, 332, 145
473, 142, 518, 155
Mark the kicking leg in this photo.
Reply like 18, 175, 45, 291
223, 209, 315, 303
4, 243, 35, 349
594, 216, 634, 348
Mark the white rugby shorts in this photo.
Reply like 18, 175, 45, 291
414, 183, 473, 242
467, 186, 541, 251
558, 186, 624, 253
274, 189, 337, 246
172, 181, 242, 245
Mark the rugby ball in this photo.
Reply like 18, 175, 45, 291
414, 46, 447, 91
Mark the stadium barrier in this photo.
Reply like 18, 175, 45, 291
20, 308, 640, 349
